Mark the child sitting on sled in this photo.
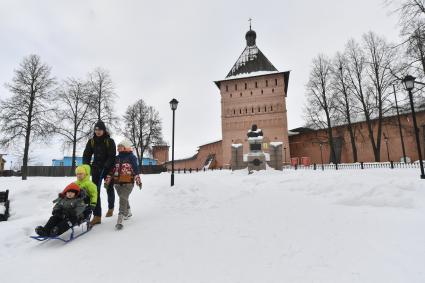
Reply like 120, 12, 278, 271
104, 139, 142, 230
35, 183, 87, 237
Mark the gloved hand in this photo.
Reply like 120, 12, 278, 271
135, 175, 142, 190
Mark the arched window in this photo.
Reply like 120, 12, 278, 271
261, 89, 263, 94
239, 109, 242, 114
272, 88, 274, 93
240, 93, 242, 97
258, 107, 261, 112
264, 106, 267, 112
270, 105, 273, 111
245, 108, 248, 114
251, 107, 254, 113
233, 109, 236, 115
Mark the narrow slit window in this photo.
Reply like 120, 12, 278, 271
255, 82, 258, 88
235, 84, 237, 91
266, 80, 268, 87
275, 79, 278, 86
245, 83, 247, 89
226, 85, 229, 91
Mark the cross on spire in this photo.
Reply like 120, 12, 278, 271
249, 18, 253, 30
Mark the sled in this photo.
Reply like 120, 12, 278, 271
30, 217, 92, 243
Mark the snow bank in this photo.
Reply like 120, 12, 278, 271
1, 169, 425, 283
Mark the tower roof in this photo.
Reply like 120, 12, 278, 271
225, 28, 278, 78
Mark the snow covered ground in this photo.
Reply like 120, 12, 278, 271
1, 169, 425, 283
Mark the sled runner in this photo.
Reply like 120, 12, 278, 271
30, 215, 92, 243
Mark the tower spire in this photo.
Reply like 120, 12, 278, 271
248, 18, 252, 30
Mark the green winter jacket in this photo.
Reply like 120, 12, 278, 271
74, 164, 98, 206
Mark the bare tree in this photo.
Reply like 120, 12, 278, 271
122, 99, 163, 168
332, 52, 359, 162
364, 32, 397, 161
305, 54, 338, 163
54, 78, 93, 171
388, 0, 425, 34
346, 39, 381, 162
0, 54, 56, 180
88, 67, 118, 127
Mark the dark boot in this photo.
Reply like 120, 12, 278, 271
35, 226, 48, 237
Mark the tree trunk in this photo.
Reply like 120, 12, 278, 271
71, 129, 77, 173
22, 93, 35, 180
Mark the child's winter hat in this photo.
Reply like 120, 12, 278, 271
117, 139, 132, 152
62, 183, 80, 196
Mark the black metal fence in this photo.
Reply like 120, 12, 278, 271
19, 165, 167, 177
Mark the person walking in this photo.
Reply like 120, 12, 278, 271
104, 139, 142, 230
83, 120, 116, 226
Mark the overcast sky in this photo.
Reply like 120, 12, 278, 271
0, 0, 402, 167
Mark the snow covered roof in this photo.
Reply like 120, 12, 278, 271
225, 44, 278, 78
214, 28, 290, 95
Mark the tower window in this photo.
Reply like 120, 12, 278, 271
255, 82, 258, 88
245, 83, 247, 89
258, 107, 261, 112
235, 84, 237, 91
272, 88, 274, 93
250, 91, 253, 95
233, 109, 236, 115
245, 108, 248, 114
240, 93, 242, 97
230, 93, 232, 98
252, 107, 254, 113
264, 106, 267, 112
271, 105, 273, 111
239, 109, 242, 114
266, 80, 268, 87
261, 89, 263, 94
275, 79, 278, 86
226, 85, 229, 91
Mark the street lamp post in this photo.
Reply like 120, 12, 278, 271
170, 98, 179, 186
402, 75, 425, 179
